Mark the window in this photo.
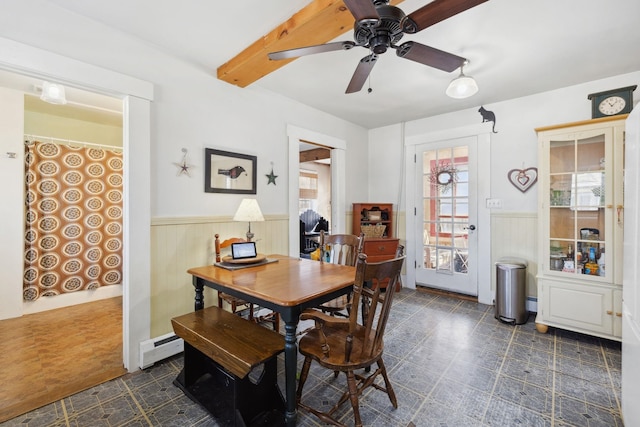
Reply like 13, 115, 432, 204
299, 170, 318, 200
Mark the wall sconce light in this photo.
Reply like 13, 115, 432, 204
40, 81, 67, 105
446, 61, 478, 99
233, 198, 264, 241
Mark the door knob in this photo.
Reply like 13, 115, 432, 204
465, 225, 476, 231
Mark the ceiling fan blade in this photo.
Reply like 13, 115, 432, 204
343, 0, 380, 24
402, 0, 489, 34
396, 41, 466, 72
268, 41, 357, 60
346, 54, 378, 94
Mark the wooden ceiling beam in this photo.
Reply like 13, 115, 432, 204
300, 147, 331, 163
217, 0, 404, 88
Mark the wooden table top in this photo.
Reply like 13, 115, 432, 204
188, 255, 356, 307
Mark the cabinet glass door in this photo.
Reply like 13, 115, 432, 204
547, 129, 611, 279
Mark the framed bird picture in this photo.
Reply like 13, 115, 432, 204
204, 148, 257, 194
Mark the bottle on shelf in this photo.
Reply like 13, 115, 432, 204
584, 247, 598, 275
598, 249, 605, 277
575, 250, 583, 274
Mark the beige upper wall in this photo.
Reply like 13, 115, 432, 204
24, 95, 122, 147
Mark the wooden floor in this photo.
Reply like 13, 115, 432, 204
0, 296, 125, 423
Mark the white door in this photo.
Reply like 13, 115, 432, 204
415, 136, 478, 295
622, 106, 640, 425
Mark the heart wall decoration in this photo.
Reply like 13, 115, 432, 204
507, 167, 538, 193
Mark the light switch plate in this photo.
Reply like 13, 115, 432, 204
486, 198, 503, 209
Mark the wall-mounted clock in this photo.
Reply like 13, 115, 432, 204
587, 85, 637, 119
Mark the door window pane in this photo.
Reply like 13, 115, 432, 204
421, 145, 469, 274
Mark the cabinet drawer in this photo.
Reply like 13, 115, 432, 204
363, 239, 398, 258
362, 239, 400, 290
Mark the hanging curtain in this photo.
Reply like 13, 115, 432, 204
23, 140, 123, 301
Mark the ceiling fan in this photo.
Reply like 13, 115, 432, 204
268, 0, 489, 93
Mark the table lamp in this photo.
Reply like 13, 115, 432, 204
233, 198, 264, 242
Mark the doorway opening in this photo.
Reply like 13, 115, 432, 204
1, 39, 154, 372
299, 141, 331, 257
22, 78, 124, 311
287, 125, 347, 258
414, 139, 478, 296
0, 68, 127, 421
405, 123, 493, 305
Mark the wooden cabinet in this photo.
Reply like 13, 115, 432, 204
535, 116, 626, 341
352, 203, 394, 238
363, 238, 400, 290
362, 238, 399, 263
353, 203, 398, 289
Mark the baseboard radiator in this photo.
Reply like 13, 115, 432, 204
139, 332, 184, 369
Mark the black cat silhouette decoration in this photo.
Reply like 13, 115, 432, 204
479, 106, 498, 133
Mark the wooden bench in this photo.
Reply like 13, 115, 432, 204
171, 306, 285, 426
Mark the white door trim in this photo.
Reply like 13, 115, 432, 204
405, 122, 493, 305
287, 125, 346, 257
0, 37, 153, 371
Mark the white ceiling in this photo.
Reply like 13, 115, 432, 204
35, 0, 640, 128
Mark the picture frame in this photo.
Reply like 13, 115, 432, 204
204, 148, 257, 194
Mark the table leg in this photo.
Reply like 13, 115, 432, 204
194, 279, 204, 311
283, 320, 298, 426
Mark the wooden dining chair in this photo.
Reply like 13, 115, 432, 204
214, 234, 280, 331
296, 253, 405, 427
359, 243, 404, 325
316, 231, 364, 317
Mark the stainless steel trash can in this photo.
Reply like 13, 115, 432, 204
495, 258, 528, 324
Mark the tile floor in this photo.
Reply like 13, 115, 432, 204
0, 289, 623, 426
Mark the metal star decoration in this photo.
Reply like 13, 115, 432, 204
266, 162, 278, 185
173, 148, 195, 177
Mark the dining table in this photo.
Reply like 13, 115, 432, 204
187, 254, 356, 427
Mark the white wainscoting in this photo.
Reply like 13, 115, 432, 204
150, 211, 533, 336
150, 215, 289, 337
490, 212, 538, 311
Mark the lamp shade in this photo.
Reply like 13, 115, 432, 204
40, 81, 67, 105
446, 73, 478, 99
233, 199, 264, 222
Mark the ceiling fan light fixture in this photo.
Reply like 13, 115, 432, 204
40, 81, 67, 105
266, 0, 489, 94
445, 63, 478, 99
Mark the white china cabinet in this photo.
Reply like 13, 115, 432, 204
535, 116, 626, 340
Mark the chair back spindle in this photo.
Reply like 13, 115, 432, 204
312, 231, 364, 317
213, 233, 279, 331
349, 253, 403, 361
319, 231, 363, 266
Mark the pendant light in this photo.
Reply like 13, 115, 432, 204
40, 81, 67, 105
446, 61, 478, 99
